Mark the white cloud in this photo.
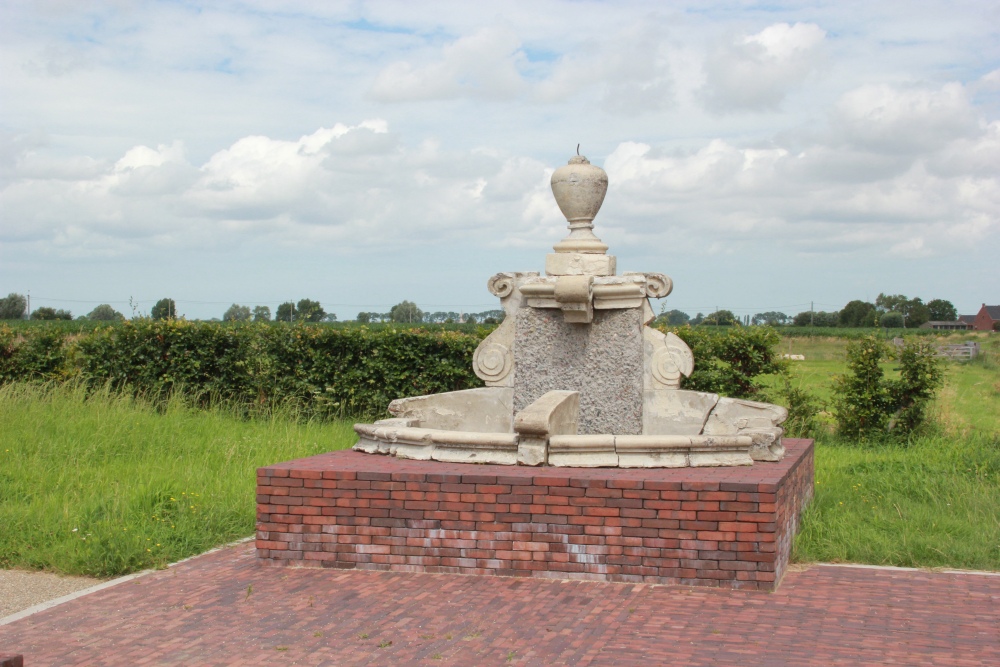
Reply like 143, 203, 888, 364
535, 19, 675, 114
700, 22, 826, 112
601, 108, 999, 259
0, 120, 563, 257
368, 26, 528, 102
833, 82, 980, 154
2, 2, 999, 317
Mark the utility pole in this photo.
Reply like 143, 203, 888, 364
26, 290, 30, 320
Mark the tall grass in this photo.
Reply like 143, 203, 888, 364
794, 434, 1000, 570
0, 382, 356, 577
785, 335, 1000, 569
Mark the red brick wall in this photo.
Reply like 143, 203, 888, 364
974, 306, 998, 331
257, 440, 813, 592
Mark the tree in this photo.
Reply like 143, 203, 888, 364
880, 311, 904, 328
87, 304, 124, 321
660, 309, 691, 326
296, 298, 325, 322
751, 311, 788, 326
276, 302, 295, 322
875, 293, 908, 314
356, 312, 371, 323
223, 304, 252, 322
31, 306, 72, 320
476, 310, 504, 322
690, 312, 705, 326
874, 293, 929, 328
322, 313, 338, 322
838, 300, 875, 328
792, 310, 839, 327
465, 315, 477, 325
0, 293, 27, 320
926, 299, 957, 322
253, 305, 271, 322
151, 298, 177, 320
390, 300, 423, 323
907, 299, 931, 328
702, 309, 737, 326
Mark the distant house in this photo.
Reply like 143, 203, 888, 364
920, 321, 972, 331
958, 314, 977, 327
973, 304, 1000, 331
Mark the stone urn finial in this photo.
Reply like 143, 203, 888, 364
550, 150, 609, 254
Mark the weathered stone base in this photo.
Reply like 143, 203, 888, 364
256, 439, 813, 591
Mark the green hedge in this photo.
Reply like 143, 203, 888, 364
660, 324, 786, 399
2, 320, 791, 419
1, 321, 483, 419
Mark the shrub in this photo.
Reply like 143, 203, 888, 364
768, 376, 824, 439
662, 325, 786, 399
832, 334, 943, 440
890, 338, 944, 434
0, 324, 70, 382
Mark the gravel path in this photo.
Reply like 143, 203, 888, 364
0, 569, 105, 618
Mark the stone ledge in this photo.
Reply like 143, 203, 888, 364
257, 440, 813, 591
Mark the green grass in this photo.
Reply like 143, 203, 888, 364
785, 334, 1000, 570
793, 434, 1000, 569
0, 382, 356, 577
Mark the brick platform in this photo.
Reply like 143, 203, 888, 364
256, 439, 813, 591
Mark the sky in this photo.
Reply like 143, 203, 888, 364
1, 0, 998, 321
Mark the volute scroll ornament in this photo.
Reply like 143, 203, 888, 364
488, 273, 515, 298
474, 341, 513, 384
650, 331, 694, 389
644, 273, 672, 299
623, 272, 672, 298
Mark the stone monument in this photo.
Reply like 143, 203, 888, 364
353, 151, 788, 468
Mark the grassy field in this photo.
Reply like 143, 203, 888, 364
1, 332, 997, 576
786, 333, 1000, 569
0, 383, 356, 577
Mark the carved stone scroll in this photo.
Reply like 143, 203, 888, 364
624, 272, 673, 299
644, 328, 694, 389
473, 272, 535, 386
473, 341, 513, 383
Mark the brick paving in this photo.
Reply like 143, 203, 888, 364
1, 541, 997, 666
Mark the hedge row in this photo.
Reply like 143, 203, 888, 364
1, 320, 786, 419
1, 320, 483, 419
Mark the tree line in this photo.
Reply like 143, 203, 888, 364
655, 294, 960, 329
2, 291, 961, 329
0, 293, 504, 325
